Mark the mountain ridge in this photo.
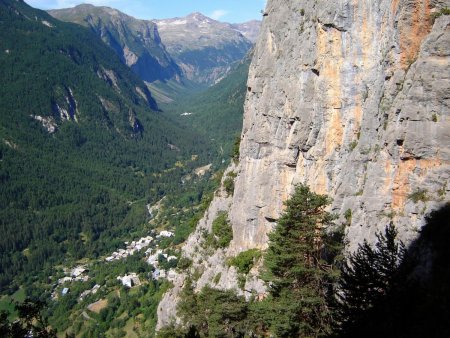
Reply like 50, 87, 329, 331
48, 4, 183, 84
154, 12, 255, 84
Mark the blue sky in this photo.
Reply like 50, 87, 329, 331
25, 0, 267, 23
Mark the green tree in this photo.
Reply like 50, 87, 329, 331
208, 211, 233, 249
0, 299, 57, 337
261, 184, 343, 337
338, 224, 405, 333
177, 279, 248, 338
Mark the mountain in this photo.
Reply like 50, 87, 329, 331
48, 6, 256, 101
155, 12, 254, 84
157, 0, 450, 331
48, 4, 182, 84
232, 20, 261, 43
0, 0, 209, 291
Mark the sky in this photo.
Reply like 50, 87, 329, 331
24, 0, 267, 23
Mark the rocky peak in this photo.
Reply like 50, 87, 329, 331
186, 12, 213, 23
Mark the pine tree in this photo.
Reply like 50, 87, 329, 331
338, 224, 405, 332
0, 299, 57, 337
262, 184, 343, 337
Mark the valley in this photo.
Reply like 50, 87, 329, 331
1, 0, 450, 337
0, 0, 258, 336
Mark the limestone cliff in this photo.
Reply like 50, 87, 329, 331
157, 0, 450, 328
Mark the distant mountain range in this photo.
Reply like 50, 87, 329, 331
49, 5, 260, 87
48, 4, 182, 84
154, 12, 255, 84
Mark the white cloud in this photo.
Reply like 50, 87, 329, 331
209, 9, 229, 21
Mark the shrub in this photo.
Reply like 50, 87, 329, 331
228, 249, 262, 275
213, 273, 221, 284
231, 136, 241, 162
344, 209, 352, 224
223, 171, 237, 196
431, 7, 450, 24
177, 283, 249, 337
204, 212, 233, 249
211, 212, 233, 248
408, 189, 428, 203
177, 257, 192, 271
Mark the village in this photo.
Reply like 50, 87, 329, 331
52, 229, 179, 303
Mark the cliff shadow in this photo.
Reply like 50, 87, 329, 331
340, 204, 450, 338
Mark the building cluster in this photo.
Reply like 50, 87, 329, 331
146, 249, 177, 281
146, 249, 177, 267
52, 266, 89, 300
152, 268, 177, 281
51, 230, 178, 301
57, 266, 89, 285
105, 236, 154, 262
156, 231, 174, 239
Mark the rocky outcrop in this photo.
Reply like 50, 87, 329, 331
157, 0, 450, 329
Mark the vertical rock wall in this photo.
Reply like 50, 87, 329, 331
157, 0, 450, 328
232, 0, 450, 252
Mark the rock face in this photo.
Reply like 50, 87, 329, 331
49, 4, 182, 83
234, 0, 450, 251
155, 13, 254, 84
157, 0, 450, 329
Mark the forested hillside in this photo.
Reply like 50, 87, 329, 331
0, 0, 212, 293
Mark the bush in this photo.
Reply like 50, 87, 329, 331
223, 171, 237, 196
344, 209, 352, 224
408, 189, 428, 203
208, 212, 233, 249
228, 249, 262, 275
177, 257, 192, 271
177, 283, 249, 337
349, 140, 358, 151
431, 7, 450, 24
231, 136, 241, 162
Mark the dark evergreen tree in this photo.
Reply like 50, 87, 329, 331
338, 224, 405, 333
176, 279, 248, 338
261, 184, 343, 337
0, 299, 57, 337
